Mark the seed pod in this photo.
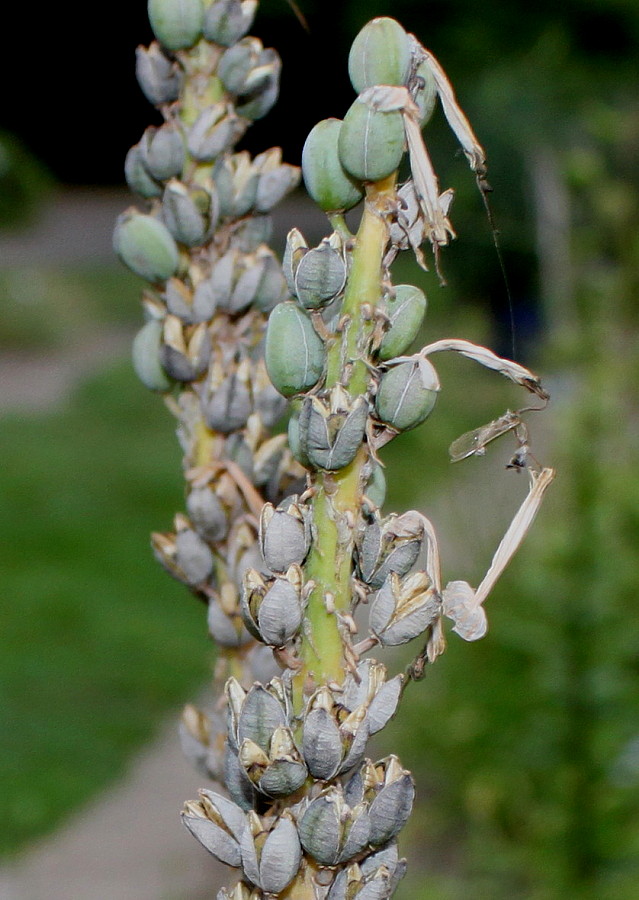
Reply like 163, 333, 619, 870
339, 98, 405, 183
240, 811, 302, 894
367, 758, 415, 847
301, 688, 370, 781
342, 659, 403, 735
282, 228, 308, 295
378, 284, 427, 360
224, 743, 257, 811
364, 463, 386, 512
175, 525, 215, 585
160, 316, 210, 381
259, 499, 310, 573
132, 319, 173, 392
187, 486, 228, 542
241, 567, 305, 647
208, 596, 253, 647
358, 512, 424, 588
205, 371, 252, 434
236, 73, 280, 121
235, 215, 272, 252
218, 37, 262, 94
302, 388, 368, 471
327, 861, 396, 900
375, 359, 439, 431
239, 727, 307, 797
203, 0, 257, 45
188, 106, 244, 162
162, 180, 216, 247
181, 789, 245, 866
214, 153, 260, 219
125, 145, 162, 199
139, 124, 185, 181
226, 679, 290, 754
287, 408, 310, 467
114, 211, 179, 283
412, 56, 438, 126
135, 43, 181, 106
370, 571, 440, 646
299, 787, 371, 867
265, 302, 325, 397
302, 119, 364, 212
294, 240, 346, 310
148, 0, 204, 50
348, 17, 412, 94
252, 251, 289, 313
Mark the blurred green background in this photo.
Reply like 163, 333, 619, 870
1, 0, 638, 897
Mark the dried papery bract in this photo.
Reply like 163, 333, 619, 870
119, 9, 553, 899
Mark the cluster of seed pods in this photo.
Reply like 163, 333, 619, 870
119, 7, 553, 899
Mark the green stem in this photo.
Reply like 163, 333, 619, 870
292, 176, 396, 708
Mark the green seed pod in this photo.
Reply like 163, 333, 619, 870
348, 17, 412, 94
364, 463, 386, 511
114, 211, 179, 283
203, 0, 257, 46
413, 57, 438, 126
338, 98, 405, 183
378, 284, 427, 361
375, 359, 439, 431
265, 302, 325, 397
302, 119, 364, 213
294, 240, 346, 310
147, 0, 204, 50
132, 320, 173, 392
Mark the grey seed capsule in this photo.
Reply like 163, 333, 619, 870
203, 0, 257, 45
282, 228, 308, 295
348, 17, 412, 94
191, 279, 218, 321
366, 675, 403, 734
188, 106, 244, 162
257, 757, 307, 798
294, 240, 346, 310
305, 394, 368, 471
252, 252, 288, 313
230, 256, 268, 313
358, 513, 424, 588
205, 374, 252, 434
259, 501, 310, 573
181, 789, 245, 866
218, 37, 261, 94
125, 145, 162, 199
257, 578, 304, 646
252, 435, 287, 487
375, 359, 439, 431
368, 771, 415, 847
214, 154, 260, 219
162, 180, 212, 247
114, 211, 179, 284
175, 528, 214, 585
236, 59, 281, 121
240, 812, 302, 894
255, 164, 301, 214
139, 124, 185, 181
186, 486, 228, 542
287, 408, 310, 467
237, 684, 288, 752
135, 43, 181, 106
364, 463, 386, 511
235, 215, 273, 252
164, 279, 197, 323
302, 119, 364, 213
208, 598, 252, 647
370, 571, 440, 646
339, 99, 405, 183
224, 744, 256, 811
299, 790, 371, 866
148, 0, 204, 50
302, 707, 343, 780
378, 284, 427, 361
132, 320, 173, 392
265, 302, 325, 398
412, 56, 438, 126
160, 318, 210, 382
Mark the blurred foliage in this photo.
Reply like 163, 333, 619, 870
0, 363, 212, 858
0, 132, 53, 229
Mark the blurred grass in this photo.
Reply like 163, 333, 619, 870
0, 360, 211, 859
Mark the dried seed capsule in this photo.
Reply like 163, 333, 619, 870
240, 811, 302, 894
299, 787, 371, 867
241, 567, 305, 647
181, 789, 245, 866
125, 145, 162, 199
132, 319, 173, 392
364, 463, 386, 511
175, 526, 214, 585
302, 387, 368, 471
358, 512, 424, 588
338, 98, 405, 183
160, 317, 210, 381
148, 0, 204, 50
287, 408, 310, 467
208, 597, 253, 647
348, 17, 412, 94
227, 679, 290, 753
342, 659, 403, 735
253, 147, 301, 213
294, 240, 346, 310
218, 37, 262, 94
259, 499, 310, 573
375, 359, 439, 431
235, 50, 281, 121
135, 43, 181, 106
187, 106, 244, 162
187, 486, 228, 542
139, 124, 185, 181
265, 302, 325, 397
114, 211, 179, 283
370, 571, 440, 646
412, 56, 438, 126
214, 153, 259, 218
378, 284, 427, 361
239, 727, 307, 797
203, 0, 257, 45
282, 228, 308, 295
301, 688, 370, 781
302, 119, 364, 212
205, 372, 252, 434
162, 180, 216, 247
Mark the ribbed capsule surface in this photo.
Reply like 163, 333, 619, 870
375, 359, 439, 431
348, 17, 412, 94
378, 285, 427, 361
302, 119, 365, 212
148, 0, 204, 50
338, 98, 405, 183
265, 302, 325, 397
294, 240, 346, 310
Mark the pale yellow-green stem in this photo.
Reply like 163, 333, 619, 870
292, 176, 396, 709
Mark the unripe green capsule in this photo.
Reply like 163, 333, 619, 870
338, 98, 405, 183
378, 284, 427, 361
348, 17, 412, 94
203, 0, 257, 46
132, 320, 173, 392
114, 212, 179, 283
265, 302, 325, 397
413, 58, 438, 126
375, 359, 439, 431
147, 0, 204, 50
302, 119, 364, 213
